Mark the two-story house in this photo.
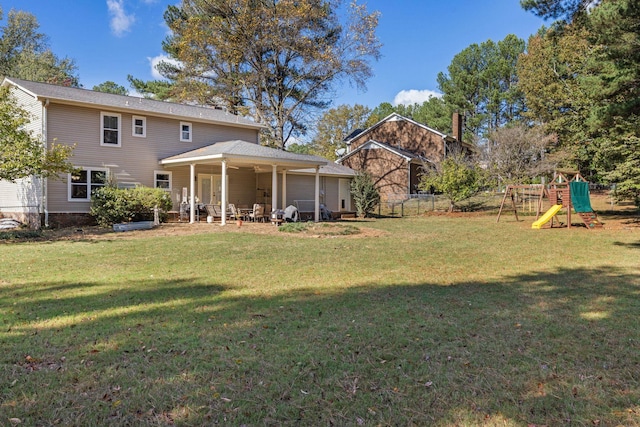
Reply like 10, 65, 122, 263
336, 112, 472, 201
0, 78, 355, 228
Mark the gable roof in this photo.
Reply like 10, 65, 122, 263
337, 139, 434, 165
2, 77, 263, 130
345, 113, 449, 144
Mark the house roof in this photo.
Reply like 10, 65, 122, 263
2, 77, 263, 130
160, 139, 329, 170
291, 160, 356, 177
345, 113, 449, 143
337, 139, 434, 165
344, 112, 474, 151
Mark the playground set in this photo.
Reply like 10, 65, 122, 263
496, 172, 603, 230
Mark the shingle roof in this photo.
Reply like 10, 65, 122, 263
344, 113, 448, 143
337, 139, 433, 165
160, 140, 327, 168
3, 77, 263, 130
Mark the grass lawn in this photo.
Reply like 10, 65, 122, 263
1, 213, 639, 426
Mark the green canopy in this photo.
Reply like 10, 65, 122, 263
570, 181, 593, 213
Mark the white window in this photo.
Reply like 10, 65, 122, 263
101, 112, 121, 146
132, 115, 146, 138
154, 171, 172, 190
68, 167, 108, 201
180, 121, 192, 142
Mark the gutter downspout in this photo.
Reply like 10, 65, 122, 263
42, 98, 50, 228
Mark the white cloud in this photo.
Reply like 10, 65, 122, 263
393, 89, 442, 106
107, 0, 135, 37
148, 55, 181, 79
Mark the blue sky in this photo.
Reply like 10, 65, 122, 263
1, 0, 547, 108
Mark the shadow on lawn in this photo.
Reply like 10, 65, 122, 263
1, 266, 639, 426
613, 240, 640, 249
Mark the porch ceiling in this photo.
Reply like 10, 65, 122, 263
159, 140, 326, 171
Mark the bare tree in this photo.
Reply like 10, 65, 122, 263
484, 124, 557, 185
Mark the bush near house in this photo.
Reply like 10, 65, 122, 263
419, 154, 484, 212
351, 171, 381, 217
90, 186, 173, 227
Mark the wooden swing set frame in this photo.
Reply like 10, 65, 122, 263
496, 173, 586, 228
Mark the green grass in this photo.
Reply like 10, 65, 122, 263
1, 215, 640, 426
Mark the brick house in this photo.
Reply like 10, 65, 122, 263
336, 112, 472, 201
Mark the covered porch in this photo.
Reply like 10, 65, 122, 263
160, 140, 328, 225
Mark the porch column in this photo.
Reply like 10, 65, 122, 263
314, 166, 320, 222
221, 159, 227, 226
271, 164, 278, 214
189, 163, 196, 224
281, 169, 287, 210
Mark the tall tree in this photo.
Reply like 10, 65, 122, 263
365, 102, 396, 127
587, 0, 640, 122
310, 104, 370, 160
0, 7, 78, 86
366, 98, 451, 134
517, 25, 601, 172
521, 0, 640, 203
145, 0, 380, 149
520, 0, 593, 21
485, 124, 557, 185
0, 86, 75, 181
93, 81, 128, 95
397, 97, 451, 134
127, 74, 174, 101
437, 34, 526, 141
587, 0, 640, 203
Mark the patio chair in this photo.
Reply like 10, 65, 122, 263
228, 204, 239, 220
248, 203, 264, 222
204, 204, 223, 221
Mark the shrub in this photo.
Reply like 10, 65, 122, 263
419, 154, 483, 212
91, 186, 173, 227
350, 171, 380, 218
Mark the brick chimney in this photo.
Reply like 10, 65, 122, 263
452, 112, 463, 142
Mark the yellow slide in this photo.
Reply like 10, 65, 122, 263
531, 204, 563, 229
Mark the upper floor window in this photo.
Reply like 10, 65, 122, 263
69, 167, 108, 201
180, 121, 192, 142
132, 115, 146, 138
154, 170, 172, 190
101, 112, 121, 146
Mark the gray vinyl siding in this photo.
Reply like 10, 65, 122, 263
323, 177, 340, 212
285, 175, 341, 212
166, 167, 257, 210
253, 173, 348, 212
45, 102, 260, 213
10, 86, 43, 137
